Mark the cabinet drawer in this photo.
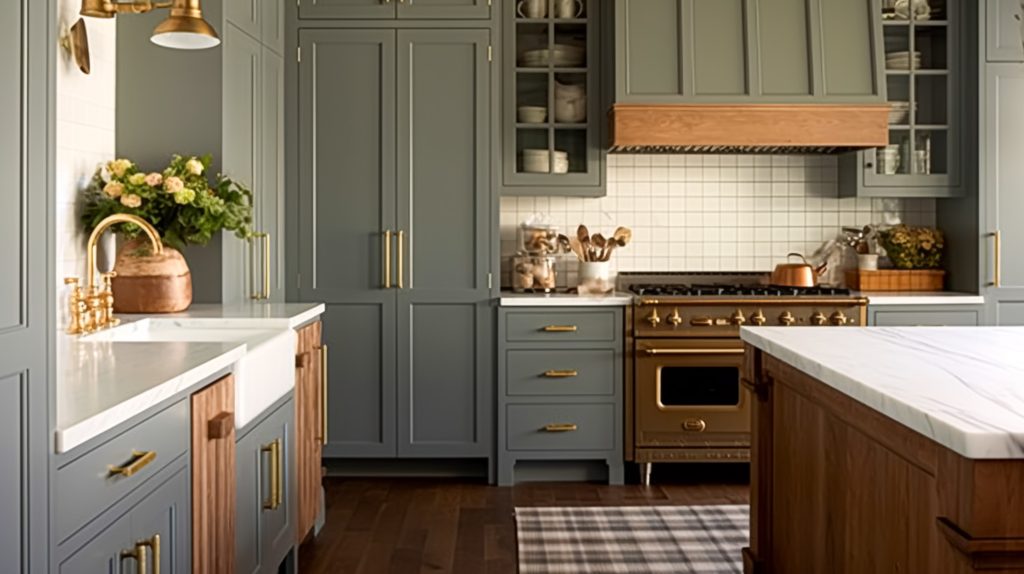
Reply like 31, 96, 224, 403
506, 350, 616, 396
506, 404, 615, 451
55, 399, 189, 543
872, 309, 981, 326
504, 310, 618, 343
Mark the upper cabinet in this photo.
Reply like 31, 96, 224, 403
298, 0, 491, 20
986, 0, 1024, 61
501, 0, 607, 197
839, 0, 968, 197
613, 0, 884, 102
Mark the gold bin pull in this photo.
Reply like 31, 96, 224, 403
261, 439, 282, 510
543, 370, 578, 378
542, 325, 578, 333
109, 450, 157, 478
543, 423, 579, 433
139, 534, 161, 574
683, 419, 708, 432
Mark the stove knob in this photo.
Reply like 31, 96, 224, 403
750, 310, 767, 326
779, 311, 796, 326
810, 311, 828, 326
667, 309, 683, 327
730, 310, 746, 326
646, 310, 661, 328
830, 311, 849, 326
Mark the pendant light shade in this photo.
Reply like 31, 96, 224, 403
151, 0, 220, 50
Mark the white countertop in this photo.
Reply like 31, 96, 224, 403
862, 291, 985, 306
55, 302, 326, 454
498, 292, 634, 307
741, 326, 1024, 460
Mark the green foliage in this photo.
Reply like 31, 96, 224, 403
80, 155, 253, 251
878, 225, 944, 270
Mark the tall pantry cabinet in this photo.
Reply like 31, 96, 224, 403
295, 28, 495, 463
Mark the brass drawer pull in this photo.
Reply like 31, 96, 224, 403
121, 543, 148, 574
644, 348, 744, 356
261, 439, 282, 510
139, 534, 161, 574
543, 423, 578, 432
542, 325, 578, 333
544, 368, 577, 378
383, 230, 392, 289
109, 450, 156, 478
683, 418, 707, 432
990, 231, 1002, 287
397, 230, 405, 290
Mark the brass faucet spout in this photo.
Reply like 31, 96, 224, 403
86, 214, 164, 293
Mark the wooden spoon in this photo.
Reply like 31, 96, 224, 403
568, 236, 586, 262
556, 234, 571, 255
577, 224, 591, 260
592, 233, 607, 261
613, 227, 632, 246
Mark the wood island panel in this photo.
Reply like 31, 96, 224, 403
191, 374, 236, 573
743, 344, 1024, 573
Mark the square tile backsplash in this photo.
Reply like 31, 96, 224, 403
500, 154, 936, 287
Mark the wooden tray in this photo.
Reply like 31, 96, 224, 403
845, 269, 945, 292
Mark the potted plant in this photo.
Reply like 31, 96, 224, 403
81, 154, 253, 313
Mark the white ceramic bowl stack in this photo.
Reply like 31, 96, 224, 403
885, 50, 922, 70
519, 44, 585, 67
522, 149, 569, 174
517, 106, 548, 124
887, 101, 915, 125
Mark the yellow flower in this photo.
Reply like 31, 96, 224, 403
186, 158, 204, 176
108, 159, 133, 178
174, 188, 197, 205
164, 176, 185, 194
144, 172, 163, 187
103, 182, 124, 198
128, 173, 147, 186
120, 194, 142, 208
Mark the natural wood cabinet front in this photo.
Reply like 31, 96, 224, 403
295, 321, 324, 543
192, 374, 236, 572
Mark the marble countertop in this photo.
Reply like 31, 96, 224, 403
498, 292, 634, 307
55, 302, 326, 454
741, 326, 1024, 460
861, 292, 985, 306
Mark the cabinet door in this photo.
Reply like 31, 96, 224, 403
689, 0, 751, 97
0, 0, 48, 570
396, 0, 490, 19
235, 428, 261, 574
295, 322, 324, 541
615, 0, 684, 99
191, 376, 237, 572
261, 47, 285, 302
261, 0, 285, 54
984, 65, 1024, 324
987, 0, 1024, 62
223, 23, 263, 304
298, 0, 396, 19
754, 0, 813, 97
816, 0, 881, 98
227, 0, 262, 40
129, 467, 191, 574
395, 30, 493, 457
57, 516, 129, 574
298, 30, 399, 459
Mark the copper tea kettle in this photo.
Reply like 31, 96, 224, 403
771, 253, 828, 288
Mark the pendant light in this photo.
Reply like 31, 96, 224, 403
80, 0, 220, 50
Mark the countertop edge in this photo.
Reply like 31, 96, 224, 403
862, 292, 986, 306
498, 294, 634, 307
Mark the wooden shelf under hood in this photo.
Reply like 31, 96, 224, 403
608, 103, 891, 153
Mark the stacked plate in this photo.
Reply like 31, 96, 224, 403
886, 50, 922, 70
522, 149, 569, 174
519, 44, 585, 67
887, 101, 915, 125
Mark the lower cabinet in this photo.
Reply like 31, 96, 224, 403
191, 374, 237, 572
57, 463, 191, 574
237, 395, 296, 574
497, 307, 625, 486
868, 304, 984, 326
295, 321, 324, 543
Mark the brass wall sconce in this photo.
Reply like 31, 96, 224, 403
60, 18, 91, 74
80, 0, 220, 50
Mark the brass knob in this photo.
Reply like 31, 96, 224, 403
811, 312, 827, 326
730, 310, 746, 326
683, 418, 707, 432
646, 310, 661, 328
690, 317, 714, 327
667, 309, 683, 327
779, 311, 796, 326
750, 310, 766, 326
830, 311, 849, 326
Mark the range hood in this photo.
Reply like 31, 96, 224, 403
608, 103, 891, 154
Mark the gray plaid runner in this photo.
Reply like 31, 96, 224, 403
515, 505, 749, 574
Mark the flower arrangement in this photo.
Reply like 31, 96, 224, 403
81, 155, 253, 250
878, 224, 944, 269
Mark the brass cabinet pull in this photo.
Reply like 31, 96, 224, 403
249, 232, 270, 300
139, 534, 161, 574
543, 423, 578, 432
542, 325, 578, 333
262, 233, 271, 299
397, 230, 405, 289
261, 439, 282, 510
109, 450, 156, 478
990, 231, 1002, 287
683, 419, 707, 432
542, 370, 578, 378
320, 344, 329, 445
644, 348, 744, 356
122, 543, 148, 574
383, 230, 392, 289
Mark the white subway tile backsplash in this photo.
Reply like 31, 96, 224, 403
500, 154, 936, 283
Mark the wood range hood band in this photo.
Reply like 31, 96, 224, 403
608, 104, 891, 152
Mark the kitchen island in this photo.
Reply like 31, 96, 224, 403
740, 327, 1024, 574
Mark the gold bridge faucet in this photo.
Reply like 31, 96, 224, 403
65, 214, 164, 335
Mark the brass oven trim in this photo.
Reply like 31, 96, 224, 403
650, 353, 748, 414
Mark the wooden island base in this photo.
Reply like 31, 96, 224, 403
742, 344, 1024, 573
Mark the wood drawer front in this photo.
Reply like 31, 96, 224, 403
504, 310, 618, 343
55, 399, 189, 543
506, 404, 615, 452
506, 350, 616, 397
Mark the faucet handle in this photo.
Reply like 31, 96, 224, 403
64, 276, 80, 287
101, 271, 117, 289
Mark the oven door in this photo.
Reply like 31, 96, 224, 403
635, 339, 751, 448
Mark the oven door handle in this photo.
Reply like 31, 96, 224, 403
643, 348, 744, 356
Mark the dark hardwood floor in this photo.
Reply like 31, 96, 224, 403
298, 465, 750, 574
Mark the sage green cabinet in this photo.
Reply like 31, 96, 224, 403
867, 304, 983, 326
501, 0, 606, 197
614, 0, 884, 102
986, 0, 1024, 61
298, 0, 491, 20
298, 29, 494, 460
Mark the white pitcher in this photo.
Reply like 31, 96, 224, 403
517, 0, 547, 19
554, 81, 587, 123
554, 0, 584, 18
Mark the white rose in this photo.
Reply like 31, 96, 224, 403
164, 176, 185, 194
186, 158, 204, 176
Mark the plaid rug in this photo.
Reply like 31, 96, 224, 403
515, 505, 749, 574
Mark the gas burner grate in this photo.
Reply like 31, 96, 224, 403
630, 284, 852, 298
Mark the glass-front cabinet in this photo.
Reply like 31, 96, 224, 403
502, 0, 606, 197
840, 0, 966, 198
